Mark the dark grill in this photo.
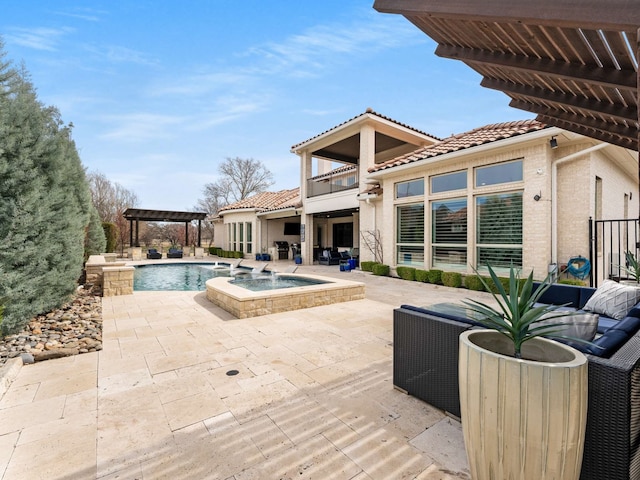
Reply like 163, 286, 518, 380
274, 241, 289, 260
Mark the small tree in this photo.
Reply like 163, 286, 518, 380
360, 229, 383, 264
102, 222, 118, 253
84, 206, 107, 259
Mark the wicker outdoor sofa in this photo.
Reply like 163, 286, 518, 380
394, 282, 640, 480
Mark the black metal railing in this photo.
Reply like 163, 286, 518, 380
590, 217, 640, 287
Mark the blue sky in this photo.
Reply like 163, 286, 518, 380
2, 1, 532, 211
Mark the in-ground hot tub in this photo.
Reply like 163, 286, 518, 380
205, 273, 365, 318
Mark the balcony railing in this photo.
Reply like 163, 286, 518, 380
307, 170, 359, 198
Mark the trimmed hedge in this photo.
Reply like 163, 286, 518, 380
426, 269, 443, 285
212, 249, 244, 258
372, 264, 390, 276
442, 272, 462, 288
396, 266, 416, 281
464, 275, 486, 291
360, 261, 378, 272
415, 269, 429, 283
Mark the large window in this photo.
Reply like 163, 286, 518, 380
396, 203, 424, 265
431, 171, 467, 193
431, 198, 467, 268
232, 223, 237, 251
475, 159, 523, 187
476, 192, 523, 268
396, 178, 424, 198
246, 222, 252, 254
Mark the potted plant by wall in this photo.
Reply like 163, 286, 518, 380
617, 250, 640, 285
459, 265, 588, 480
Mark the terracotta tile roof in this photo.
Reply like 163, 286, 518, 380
369, 119, 549, 173
360, 184, 383, 196
291, 107, 441, 151
218, 188, 301, 214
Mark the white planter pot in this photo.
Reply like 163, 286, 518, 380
459, 330, 588, 480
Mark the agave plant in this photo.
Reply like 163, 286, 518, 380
620, 250, 640, 283
462, 265, 575, 359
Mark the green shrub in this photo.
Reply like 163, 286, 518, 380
464, 275, 486, 291
442, 272, 462, 288
415, 269, 429, 283
426, 269, 443, 285
234, 251, 243, 258
102, 222, 118, 253
360, 261, 378, 272
396, 266, 416, 281
372, 264, 390, 276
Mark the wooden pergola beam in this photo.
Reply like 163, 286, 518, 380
481, 78, 638, 124
534, 113, 638, 150
373, 0, 640, 31
436, 45, 637, 91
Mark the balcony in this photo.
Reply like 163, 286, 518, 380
307, 168, 358, 198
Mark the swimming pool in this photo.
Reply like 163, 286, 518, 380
133, 263, 248, 291
206, 273, 365, 318
230, 274, 329, 291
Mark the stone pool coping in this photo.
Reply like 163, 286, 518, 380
206, 273, 365, 318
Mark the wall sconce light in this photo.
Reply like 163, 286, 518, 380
549, 136, 558, 149
533, 192, 542, 201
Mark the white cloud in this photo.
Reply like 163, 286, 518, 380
5, 26, 74, 51
105, 45, 158, 66
99, 113, 187, 141
52, 8, 106, 22
246, 10, 424, 75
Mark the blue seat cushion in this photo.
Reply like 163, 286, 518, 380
596, 315, 618, 334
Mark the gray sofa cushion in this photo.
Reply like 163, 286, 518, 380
583, 280, 640, 320
538, 311, 599, 342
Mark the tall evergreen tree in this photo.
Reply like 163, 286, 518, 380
0, 44, 92, 335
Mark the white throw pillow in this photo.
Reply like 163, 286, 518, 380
583, 280, 640, 320
538, 312, 599, 341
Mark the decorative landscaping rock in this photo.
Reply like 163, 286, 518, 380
0, 286, 102, 366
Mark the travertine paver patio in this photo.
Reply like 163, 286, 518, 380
0, 263, 494, 479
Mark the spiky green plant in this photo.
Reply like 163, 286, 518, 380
462, 265, 578, 358
621, 250, 640, 282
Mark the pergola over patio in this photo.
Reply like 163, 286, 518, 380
123, 208, 208, 247
373, 1, 640, 193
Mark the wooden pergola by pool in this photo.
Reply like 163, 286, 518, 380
123, 208, 208, 247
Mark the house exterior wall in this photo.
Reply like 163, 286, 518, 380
215, 211, 257, 256
371, 136, 637, 280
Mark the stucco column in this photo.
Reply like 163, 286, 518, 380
358, 124, 377, 263
302, 214, 314, 265
300, 149, 313, 264
300, 150, 312, 200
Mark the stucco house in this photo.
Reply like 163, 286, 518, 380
212, 188, 302, 260
214, 109, 638, 284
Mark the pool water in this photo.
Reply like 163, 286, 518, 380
230, 275, 330, 291
134, 263, 241, 291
